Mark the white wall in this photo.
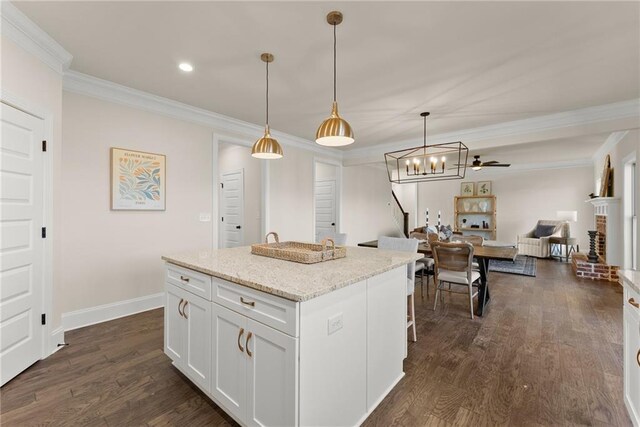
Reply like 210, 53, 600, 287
218, 142, 263, 245
268, 145, 315, 242
594, 130, 640, 268
392, 183, 418, 229
1, 36, 64, 330
417, 166, 594, 248
315, 161, 338, 181
61, 92, 214, 315
342, 165, 400, 245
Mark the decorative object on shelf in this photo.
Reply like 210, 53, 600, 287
598, 154, 613, 197
454, 195, 497, 240
251, 232, 346, 264
110, 147, 166, 211
587, 230, 599, 263
461, 182, 475, 196
315, 11, 354, 147
252, 53, 283, 159
477, 181, 492, 195
384, 112, 468, 183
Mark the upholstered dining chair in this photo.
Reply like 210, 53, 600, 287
431, 241, 481, 319
378, 236, 421, 342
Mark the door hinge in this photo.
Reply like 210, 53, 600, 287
221, 183, 224, 189
42, 140, 47, 152
41, 313, 46, 325
221, 217, 224, 222
41, 227, 47, 238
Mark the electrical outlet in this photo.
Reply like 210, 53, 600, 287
199, 213, 211, 222
327, 313, 343, 335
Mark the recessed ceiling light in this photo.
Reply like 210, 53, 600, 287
178, 63, 193, 72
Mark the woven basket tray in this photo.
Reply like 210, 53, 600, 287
251, 232, 346, 264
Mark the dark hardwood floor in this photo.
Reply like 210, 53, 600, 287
0, 260, 630, 426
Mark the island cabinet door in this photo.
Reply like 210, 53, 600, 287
245, 318, 298, 427
165, 284, 185, 364
183, 294, 212, 393
212, 303, 248, 423
623, 302, 640, 425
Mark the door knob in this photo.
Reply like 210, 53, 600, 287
236, 225, 241, 229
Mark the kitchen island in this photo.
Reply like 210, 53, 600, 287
619, 269, 640, 426
162, 246, 421, 427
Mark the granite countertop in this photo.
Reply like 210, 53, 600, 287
162, 246, 422, 302
619, 269, 640, 294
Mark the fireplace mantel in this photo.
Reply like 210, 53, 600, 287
585, 197, 621, 266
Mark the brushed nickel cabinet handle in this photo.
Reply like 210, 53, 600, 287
629, 298, 640, 309
240, 297, 255, 307
183, 301, 189, 319
180, 275, 190, 283
246, 332, 253, 357
178, 298, 185, 318
238, 328, 245, 353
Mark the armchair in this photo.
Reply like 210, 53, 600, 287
517, 220, 569, 258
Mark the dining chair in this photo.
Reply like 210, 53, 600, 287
431, 241, 481, 319
451, 234, 483, 270
378, 236, 421, 342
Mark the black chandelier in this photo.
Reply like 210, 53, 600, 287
384, 112, 468, 184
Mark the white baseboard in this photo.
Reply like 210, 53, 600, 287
62, 293, 164, 332
48, 326, 65, 356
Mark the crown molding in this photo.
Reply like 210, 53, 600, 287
1, 1, 72, 74
343, 99, 640, 162
63, 70, 342, 159
592, 130, 629, 162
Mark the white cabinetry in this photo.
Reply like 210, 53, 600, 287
624, 284, 640, 426
164, 262, 407, 427
211, 303, 298, 426
165, 283, 212, 392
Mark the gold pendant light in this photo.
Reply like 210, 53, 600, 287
315, 11, 354, 147
252, 53, 283, 159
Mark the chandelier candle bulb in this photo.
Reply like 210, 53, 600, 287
406, 160, 410, 174
442, 157, 446, 172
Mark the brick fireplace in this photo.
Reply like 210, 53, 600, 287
574, 197, 621, 282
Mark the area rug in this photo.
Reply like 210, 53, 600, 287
488, 255, 537, 277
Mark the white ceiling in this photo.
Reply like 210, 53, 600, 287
14, 1, 640, 150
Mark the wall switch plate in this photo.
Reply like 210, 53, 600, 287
327, 313, 343, 335
199, 213, 211, 222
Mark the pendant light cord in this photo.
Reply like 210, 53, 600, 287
266, 60, 269, 126
333, 23, 337, 103
423, 114, 427, 156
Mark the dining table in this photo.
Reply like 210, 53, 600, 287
357, 239, 518, 316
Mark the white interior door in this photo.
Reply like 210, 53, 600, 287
220, 170, 244, 248
315, 180, 336, 242
0, 103, 46, 386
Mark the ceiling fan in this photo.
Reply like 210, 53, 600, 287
454, 155, 511, 171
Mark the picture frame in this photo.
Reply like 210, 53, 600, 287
477, 181, 492, 195
111, 147, 166, 211
460, 182, 475, 196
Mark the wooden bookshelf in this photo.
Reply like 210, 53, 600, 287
454, 195, 497, 240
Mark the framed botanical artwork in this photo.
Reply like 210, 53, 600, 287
477, 181, 492, 195
460, 182, 475, 196
111, 147, 166, 210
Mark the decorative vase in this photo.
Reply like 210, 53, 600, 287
463, 201, 471, 212
479, 201, 489, 212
